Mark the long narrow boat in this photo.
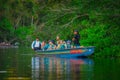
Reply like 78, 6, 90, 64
36, 46, 95, 58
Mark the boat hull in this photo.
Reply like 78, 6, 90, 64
36, 46, 95, 58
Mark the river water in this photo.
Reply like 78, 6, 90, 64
0, 48, 120, 80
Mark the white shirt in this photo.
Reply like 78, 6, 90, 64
34, 41, 40, 47
31, 41, 41, 49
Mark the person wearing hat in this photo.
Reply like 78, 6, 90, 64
72, 30, 80, 48
47, 40, 56, 50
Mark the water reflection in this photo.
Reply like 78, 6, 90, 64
0, 49, 32, 80
1, 49, 120, 80
32, 57, 94, 80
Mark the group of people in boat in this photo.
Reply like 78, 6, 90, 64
31, 30, 80, 51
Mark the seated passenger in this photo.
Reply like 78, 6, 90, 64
62, 41, 67, 49
41, 41, 49, 50
47, 40, 56, 50
56, 40, 61, 49
66, 40, 71, 49
56, 40, 65, 50
41, 41, 45, 49
56, 36, 61, 46
60, 40, 66, 49
31, 37, 41, 50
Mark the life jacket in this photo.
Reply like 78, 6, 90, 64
60, 44, 65, 49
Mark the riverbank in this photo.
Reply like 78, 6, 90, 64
0, 45, 18, 48
0, 42, 19, 48
0, 43, 18, 48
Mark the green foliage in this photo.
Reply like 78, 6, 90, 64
0, 0, 120, 56
14, 26, 34, 46
0, 18, 14, 41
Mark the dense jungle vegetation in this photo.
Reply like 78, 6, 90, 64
0, 0, 120, 56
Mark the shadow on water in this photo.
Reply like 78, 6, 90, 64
32, 56, 94, 80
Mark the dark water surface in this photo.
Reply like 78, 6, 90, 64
0, 48, 120, 80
